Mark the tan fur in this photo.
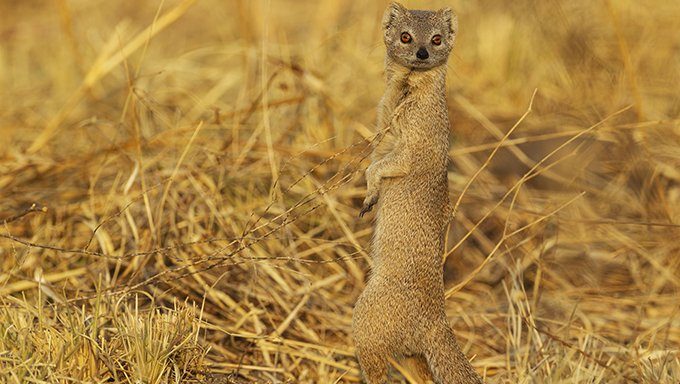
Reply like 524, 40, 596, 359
353, 3, 482, 384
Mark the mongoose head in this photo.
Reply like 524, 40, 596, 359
381, 2, 457, 71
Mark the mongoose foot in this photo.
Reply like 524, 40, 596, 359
359, 195, 378, 217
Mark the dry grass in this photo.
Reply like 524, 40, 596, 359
1, 0, 679, 383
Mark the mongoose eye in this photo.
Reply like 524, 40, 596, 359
400, 32, 412, 43
431, 35, 442, 46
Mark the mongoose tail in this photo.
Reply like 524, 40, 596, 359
425, 322, 483, 384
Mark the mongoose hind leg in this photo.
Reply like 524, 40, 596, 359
353, 286, 404, 383
425, 322, 482, 384
355, 346, 389, 384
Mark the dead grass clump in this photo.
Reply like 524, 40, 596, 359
0, 295, 206, 382
1, 0, 679, 383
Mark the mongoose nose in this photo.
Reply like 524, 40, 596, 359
416, 47, 429, 60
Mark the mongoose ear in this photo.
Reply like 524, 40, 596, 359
438, 7, 458, 38
382, 2, 408, 32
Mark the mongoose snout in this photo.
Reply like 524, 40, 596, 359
416, 47, 429, 60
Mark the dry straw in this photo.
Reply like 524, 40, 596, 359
1, 0, 679, 383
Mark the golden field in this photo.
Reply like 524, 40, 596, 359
1, 0, 679, 382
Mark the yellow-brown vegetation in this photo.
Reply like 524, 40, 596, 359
1, 1, 678, 382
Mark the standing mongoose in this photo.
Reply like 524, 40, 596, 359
352, 3, 482, 384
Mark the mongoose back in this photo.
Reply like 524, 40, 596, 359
352, 3, 482, 383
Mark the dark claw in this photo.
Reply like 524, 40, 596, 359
359, 196, 377, 218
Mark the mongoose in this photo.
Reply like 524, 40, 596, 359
352, 3, 482, 384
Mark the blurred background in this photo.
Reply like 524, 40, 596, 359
1, 0, 679, 382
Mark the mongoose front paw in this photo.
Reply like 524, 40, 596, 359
359, 194, 378, 217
